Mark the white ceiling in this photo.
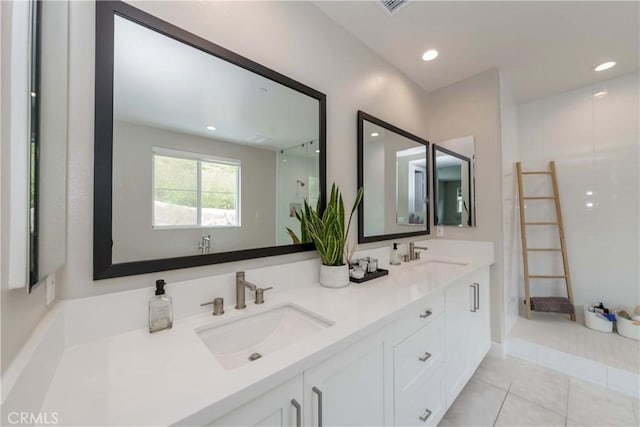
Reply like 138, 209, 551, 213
313, 1, 639, 102
435, 151, 463, 168
113, 15, 319, 151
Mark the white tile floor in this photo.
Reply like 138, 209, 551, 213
509, 312, 639, 374
440, 355, 640, 427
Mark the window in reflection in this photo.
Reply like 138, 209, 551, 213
152, 149, 241, 228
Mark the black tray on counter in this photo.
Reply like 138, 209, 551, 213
349, 268, 389, 284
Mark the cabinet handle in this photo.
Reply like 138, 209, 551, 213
418, 352, 432, 362
291, 399, 301, 427
474, 282, 480, 310
419, 309, 432, 318
312, 386, 323, 427
419, 408, 432, 422
470, 284, 477, 312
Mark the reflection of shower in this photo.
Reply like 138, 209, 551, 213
280, 140, 316, 153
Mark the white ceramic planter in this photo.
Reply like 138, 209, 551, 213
319, 264, 350, 288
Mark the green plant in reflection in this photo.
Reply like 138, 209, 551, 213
287, 184, 363, 266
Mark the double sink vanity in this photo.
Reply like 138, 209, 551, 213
39, 240, 493, 426
11, 2, 492, 425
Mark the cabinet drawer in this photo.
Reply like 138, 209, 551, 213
394, 315, 444, 394
394, 290, 444, 345
395, 370, 446, 427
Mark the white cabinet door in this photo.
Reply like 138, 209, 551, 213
445, 267, 492, 407
395, 370, 446, 427
444, 277, 472, 405
208, 375, 303, 427
304, 326, 393, 427
468, 267, 491, 368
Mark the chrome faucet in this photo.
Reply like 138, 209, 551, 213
235, 271, 272, 309
198, 234, 211, 254
409, 242, 428, 261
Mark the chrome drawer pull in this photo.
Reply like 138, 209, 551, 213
418, 352, 432, 362
419, 309, 432, 318
291, 399, 301, 427
419, 408, 432, 422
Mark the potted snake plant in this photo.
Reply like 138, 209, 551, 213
287, 184, 363, 288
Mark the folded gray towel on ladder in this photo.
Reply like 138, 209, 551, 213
529, 297, 575, 314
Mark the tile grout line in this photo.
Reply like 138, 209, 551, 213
492, 380, 513, 427
565, 377, 571, 426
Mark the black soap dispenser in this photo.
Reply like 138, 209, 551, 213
149, 279, 173, 333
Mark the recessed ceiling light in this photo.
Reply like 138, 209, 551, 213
315, 149, 320, 153
594, 61, 615, 72
206, 125, 216, 131
593, 91, 608, 98
422, 49, 438, 61
586, 202, 594, 208
370, 132, 380, 137
586, 191, 593, 196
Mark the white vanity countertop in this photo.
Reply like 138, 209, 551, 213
41, 242, 493, 426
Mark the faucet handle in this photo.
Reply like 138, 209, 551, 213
201, 297, 224, 315
255, 287, 273, 305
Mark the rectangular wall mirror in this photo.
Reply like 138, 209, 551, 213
433, 136, 476, 227
357, 111, 429, 243
94, 1, 326, 279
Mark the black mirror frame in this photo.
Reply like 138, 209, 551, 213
357, 111, 430, 244
432, 144, 472, 227
94, 1, 326, 280
28, 0, 42, 290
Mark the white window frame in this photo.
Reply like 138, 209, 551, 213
151, 147, 241, 229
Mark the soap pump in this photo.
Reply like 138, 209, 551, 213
149, 279, 173, 333
390, 243, 402, 266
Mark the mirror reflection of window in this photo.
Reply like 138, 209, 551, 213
152, 149, 240, 228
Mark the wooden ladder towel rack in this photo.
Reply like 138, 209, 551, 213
516, 161, 575, 321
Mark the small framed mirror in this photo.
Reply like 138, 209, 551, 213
357, 111, 430, 243
433, 136, 476, 227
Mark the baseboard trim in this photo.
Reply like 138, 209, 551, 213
488, 341, 506, 359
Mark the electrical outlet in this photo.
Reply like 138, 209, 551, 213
46, 274, 56, 305
436, 225, 444, 237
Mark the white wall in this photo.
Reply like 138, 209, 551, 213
426, 69, 505, 342
517, 72, 639, 310
112, 120, 277, 262
499, 73, 520, 334
58, 0, 431, 300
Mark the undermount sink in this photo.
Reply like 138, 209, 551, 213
413, 258, 469, 273
416, 259, 468, 267
195, 304, 334, 370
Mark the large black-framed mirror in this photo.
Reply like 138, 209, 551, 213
94, 1, 326, 280
432, 142, 475, 227
357, 111, 430, 244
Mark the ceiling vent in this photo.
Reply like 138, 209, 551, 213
379, 0, 409, 14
